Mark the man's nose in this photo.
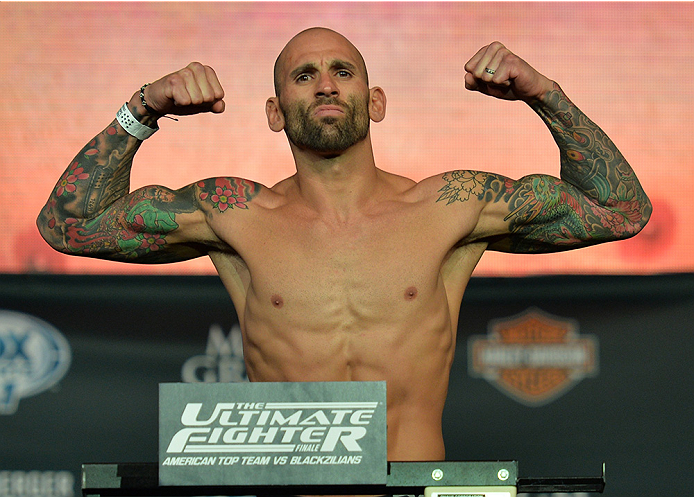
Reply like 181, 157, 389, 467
315, 73, 339, 98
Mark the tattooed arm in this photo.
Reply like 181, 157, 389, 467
448, 42, 651, 253
36, 63, 257, 263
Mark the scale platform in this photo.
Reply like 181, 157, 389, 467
81, 461, 605, 496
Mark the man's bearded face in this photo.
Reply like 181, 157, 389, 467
280, 94, 370, 154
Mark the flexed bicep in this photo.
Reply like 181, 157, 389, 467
45, 183, 215, 263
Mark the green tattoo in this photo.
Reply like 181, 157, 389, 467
61, 187, 193, 262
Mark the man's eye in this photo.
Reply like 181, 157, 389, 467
296, 74, 311, 82
337, 70, 351, 78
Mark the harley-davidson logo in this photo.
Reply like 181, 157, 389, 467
468, 307, 598, 406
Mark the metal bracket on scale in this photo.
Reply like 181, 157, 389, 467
81, 461, 605, 496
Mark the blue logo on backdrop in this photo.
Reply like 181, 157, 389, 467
0, 310, 71, 414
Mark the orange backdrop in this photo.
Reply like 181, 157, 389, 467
1, 2, 691, 275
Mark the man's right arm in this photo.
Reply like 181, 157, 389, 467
36, 63, 239, 263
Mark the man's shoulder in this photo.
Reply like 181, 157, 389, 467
408, 170, 494, 206
194, 176, 275, 213
377, 169, 417, 194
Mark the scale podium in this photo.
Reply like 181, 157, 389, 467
82, 381, 606, 496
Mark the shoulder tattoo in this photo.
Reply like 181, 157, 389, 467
436, 170, 509, 205
197, 177, 261, 213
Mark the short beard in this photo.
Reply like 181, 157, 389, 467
280, 95, 370, 154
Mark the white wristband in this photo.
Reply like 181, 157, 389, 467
116, 103, 158, 140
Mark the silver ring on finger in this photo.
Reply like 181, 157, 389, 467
484, 67, 496, 75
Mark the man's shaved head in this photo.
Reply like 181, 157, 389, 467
273, 27, 369, 97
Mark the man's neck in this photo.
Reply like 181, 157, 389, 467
290, 136, 381, 222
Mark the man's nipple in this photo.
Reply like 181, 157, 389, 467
271, 294, 284, 308
404, 286, 418, 301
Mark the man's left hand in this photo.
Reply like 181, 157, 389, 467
464, 42, 554, 102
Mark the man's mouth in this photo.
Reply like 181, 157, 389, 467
313, 105, 345, 117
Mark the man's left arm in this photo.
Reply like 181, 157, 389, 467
464, 42, 652, 252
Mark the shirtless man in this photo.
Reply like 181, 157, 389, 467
36, 28, 651, 462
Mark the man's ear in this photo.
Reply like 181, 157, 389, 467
266, 97, 285, 132
368, 87, 386, 123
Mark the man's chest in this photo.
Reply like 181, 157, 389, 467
220, 205, 453, 312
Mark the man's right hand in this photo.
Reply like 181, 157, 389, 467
142, 62, 225, 116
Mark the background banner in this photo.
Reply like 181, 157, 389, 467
1, 1, 692, 275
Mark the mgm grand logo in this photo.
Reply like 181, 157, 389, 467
468, 307, 599, 406
165, 401, 378, 459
